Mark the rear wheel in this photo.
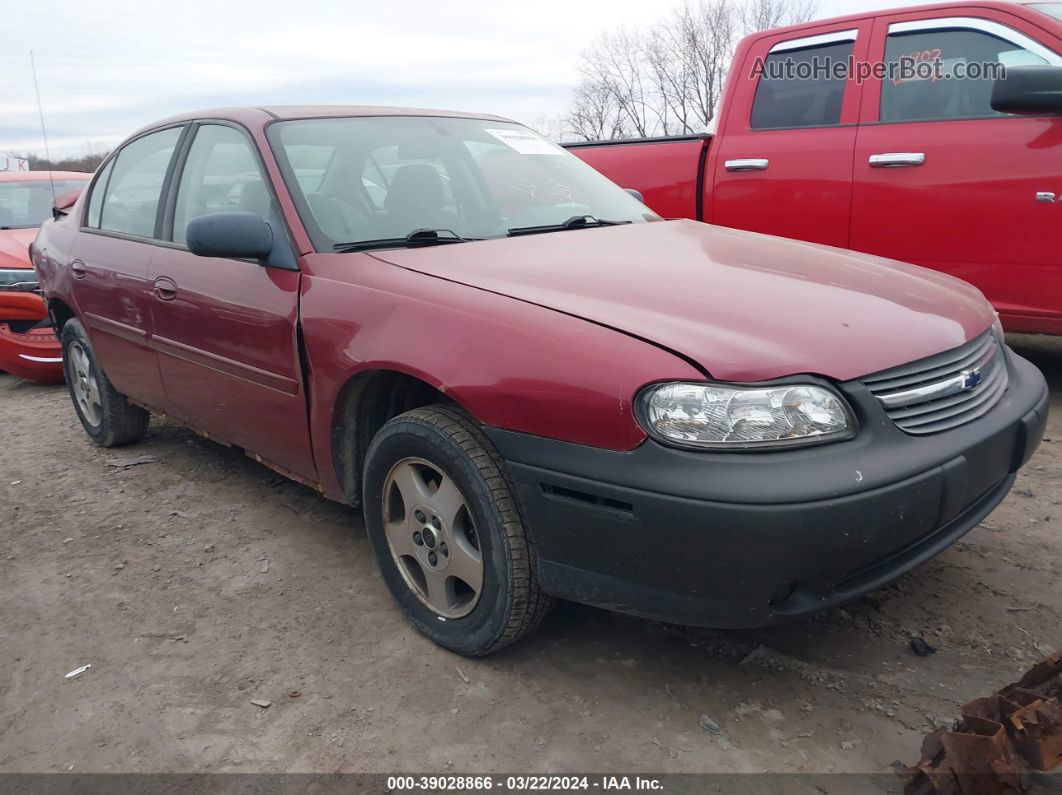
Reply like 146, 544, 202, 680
362, 405, 553, 656
61, 319, 149, 447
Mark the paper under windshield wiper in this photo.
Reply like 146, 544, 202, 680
506, 215, 631, 237
333, 228, 473, 253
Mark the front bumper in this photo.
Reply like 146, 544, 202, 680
0, 290, 63, 384
487, 349, 1049, 629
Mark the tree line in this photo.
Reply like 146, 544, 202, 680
564, 0, 817, 141
4, 151, 111, 173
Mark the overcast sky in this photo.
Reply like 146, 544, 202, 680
1, 0, 919, 158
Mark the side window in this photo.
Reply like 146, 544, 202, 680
85, 158, 114, 228
881, 28, 1049, 122
750, 40, 855, 129
99, 127, 182, 238
172, 125, 272, 245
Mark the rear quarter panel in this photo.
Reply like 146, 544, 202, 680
31, 212, 80, 314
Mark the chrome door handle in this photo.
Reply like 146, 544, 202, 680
153, 277, 177, 301
71, 259, 87, 279
725, 158, 769, 172
869, 153, 926, 168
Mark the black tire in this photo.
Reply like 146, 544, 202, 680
61, 318, 149, 447
362, 404, 553, 656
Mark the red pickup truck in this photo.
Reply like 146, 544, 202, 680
566, 0, 1062, 336
33, 106, 1048, 655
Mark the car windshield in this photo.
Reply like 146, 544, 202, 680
0, 179, 88, 229
267, 116, 658, 251
1030, 3, 1062, 22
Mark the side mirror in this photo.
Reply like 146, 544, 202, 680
624, 188, 645, 204
186, 212, 273, 261
991, 65, 1062, 115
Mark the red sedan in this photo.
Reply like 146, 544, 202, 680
1, 170, 89, 383
32, 108, 1048, 654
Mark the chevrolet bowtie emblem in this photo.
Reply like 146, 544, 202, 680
961, 369, 983, 391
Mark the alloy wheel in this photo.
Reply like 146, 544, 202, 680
382, 457, 483, 618
67, 341, 102, 428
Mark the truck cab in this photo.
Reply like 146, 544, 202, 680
567, 1, 1062, 336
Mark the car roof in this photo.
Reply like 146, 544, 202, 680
0, 170, 92, 182
131, 105, 517, 138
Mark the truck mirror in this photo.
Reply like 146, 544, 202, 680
624, 188, 645, 204
991, 65, 1062, 116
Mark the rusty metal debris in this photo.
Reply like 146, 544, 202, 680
903, 652, 1062, 794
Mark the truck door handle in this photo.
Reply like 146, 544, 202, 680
153, 277, 177, 301
725, 158, 769, 172
71, 259, 87, 279
869, 153, 926, 168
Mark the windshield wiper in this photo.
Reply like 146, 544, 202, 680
506, 215, 631, 237
333, 228, 475, 253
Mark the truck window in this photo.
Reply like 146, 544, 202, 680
750, 39, 855, 129
881, 25, 1052, 122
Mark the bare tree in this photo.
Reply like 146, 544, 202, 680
565, 76, 633, 141
566, 0, 818, 140
739, 0, 817, 33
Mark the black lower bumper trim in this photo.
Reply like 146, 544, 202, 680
488, 350, 1049, 629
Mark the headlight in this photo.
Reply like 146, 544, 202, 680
637, 382, 855, 450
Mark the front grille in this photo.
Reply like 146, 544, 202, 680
862, 331, 1008, 435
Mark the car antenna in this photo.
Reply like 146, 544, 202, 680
29, 50, 57, 204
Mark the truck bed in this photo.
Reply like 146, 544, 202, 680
562, 135, 711, 221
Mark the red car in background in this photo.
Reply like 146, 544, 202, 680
1, 170, 90, 383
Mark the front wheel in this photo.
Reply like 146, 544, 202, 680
362, 405, 553, 656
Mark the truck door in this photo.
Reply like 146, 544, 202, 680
850, 8, 1062, 334
708, 23, 870, 247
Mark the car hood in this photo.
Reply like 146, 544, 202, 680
370, 220, 996, 382
0, 228, 36, 269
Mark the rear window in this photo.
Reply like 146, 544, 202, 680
0, 179, 88, 229
750, 40, 854, 129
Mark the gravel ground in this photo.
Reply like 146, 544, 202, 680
0, 335, 1059, 775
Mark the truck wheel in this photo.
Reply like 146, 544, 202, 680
362, 404, 553, 656
61, 319, 149, 447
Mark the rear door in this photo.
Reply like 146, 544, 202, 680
708, 22, 871, 247
850, 9, 1062, 333
71, 125, 186, 409
148, 122, 316, 481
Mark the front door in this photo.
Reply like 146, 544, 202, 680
850, 10, 1062, 333
708, 23, 870, 248
149, 123, 316, 481
70, 125, 185, 410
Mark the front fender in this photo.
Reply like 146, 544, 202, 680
299, 253, 703, 500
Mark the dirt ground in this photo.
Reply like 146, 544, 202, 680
0, 335, 1059, 777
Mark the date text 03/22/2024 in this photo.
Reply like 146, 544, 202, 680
386, 776, 664, 791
